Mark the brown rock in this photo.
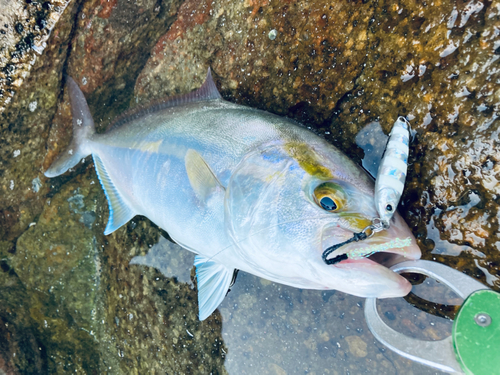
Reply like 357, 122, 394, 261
345, 335, 368, 358
0, 0, 72, 113
1, 0, 499, 373
0, 0, 80, 254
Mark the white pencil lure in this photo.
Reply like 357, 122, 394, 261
375, 116, 410, 227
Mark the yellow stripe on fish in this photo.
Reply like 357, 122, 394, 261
284, 141, 333, 180
138, 139, 163, 153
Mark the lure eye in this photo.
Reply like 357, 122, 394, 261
313, 182, 346, 212
386, 204, 393, 212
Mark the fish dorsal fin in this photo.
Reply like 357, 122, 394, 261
195, 68, 222, 101
107, 68, 222, 132
185, 149, 225, 201
93, 155, 136, 235
194, 255, 234, 320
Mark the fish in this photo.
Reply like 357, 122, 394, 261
374, 117, 410, 226
45, 70, 421, 320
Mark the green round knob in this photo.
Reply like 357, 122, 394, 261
453, 289, 500, 375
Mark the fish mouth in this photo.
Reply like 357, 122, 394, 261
322, 232, 419, 268
321, 214, 421, 297
322, 214, 420, 266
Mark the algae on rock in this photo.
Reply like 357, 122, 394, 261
1, 169, 104, 373
0, 0, 73, 113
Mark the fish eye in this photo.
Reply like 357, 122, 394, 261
320, 196, 337, 211
313, 182, 346, 212
386, 204, 393, 212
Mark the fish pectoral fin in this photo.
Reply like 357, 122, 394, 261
185, 149, 225, 202
194, 255, 234, 321
93, 155, 135, 235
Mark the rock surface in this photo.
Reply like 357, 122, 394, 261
9, 170, 104, 373
0, 0, 80, 265
1, 0, 499, 372
0, 0, 72, 113
135, 0, 500, 284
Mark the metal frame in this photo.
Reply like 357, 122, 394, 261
364, 260, 489, 374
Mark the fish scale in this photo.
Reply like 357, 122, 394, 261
45, 70, 420, 321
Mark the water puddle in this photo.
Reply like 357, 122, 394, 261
354, 121, 387, 178
132, 236, 451, 374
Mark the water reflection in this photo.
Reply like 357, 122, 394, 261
131, 236, 194, 286
426, 213, 482, 258
132, 237, 448, 374
354, 121, 387, 178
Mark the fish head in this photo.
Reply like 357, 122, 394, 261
225, 137, 420, 298
318, 208, 421, 298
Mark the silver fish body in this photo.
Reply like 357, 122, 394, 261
374, 117, 410, 225
45, 72, 420, 320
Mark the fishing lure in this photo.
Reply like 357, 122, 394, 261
374, 116, 410, 227
322, 117, 411, 266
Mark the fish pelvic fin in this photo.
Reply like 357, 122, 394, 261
185, 149, 225, 202
45, 76, 95, 178
194, 255, 234, 321
93, 154, 135, 235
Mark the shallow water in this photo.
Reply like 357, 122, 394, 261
131, 236, 451, 374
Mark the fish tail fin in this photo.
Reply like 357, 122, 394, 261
45, 76, 95, 178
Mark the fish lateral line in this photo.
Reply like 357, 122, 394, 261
43, 66, 422, 320
200, 214, 334, 265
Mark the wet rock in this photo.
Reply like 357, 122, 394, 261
1, 0, 500, 372
7, 170, 104, 373
12, 171, 104, 326
101, 224, 227, 374
0, 0, 80, 257
2, 168, 229, 373
0, 268, 45, 374
327, 0, 500, 285
2, 0, 233, 371
345, 335, 367, 358
135, 0, 373, 123
65, 0, 184, 132
0, 0, 72, 113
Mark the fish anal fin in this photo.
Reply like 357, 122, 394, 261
185, 149, 224, 201
93, 155, 135, 235
194, 255, 234, 321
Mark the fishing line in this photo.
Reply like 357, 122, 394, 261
321, 218, 388, 265
202, 214, 333, 264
